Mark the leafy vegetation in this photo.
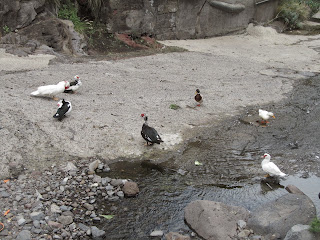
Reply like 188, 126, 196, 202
2, 25, 10, 34
169, 104, 181, 110
58, 0, 87, 33
310, 217, 320, 233
277, 0, 320, 29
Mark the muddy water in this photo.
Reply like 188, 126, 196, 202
97, 76, 320, 239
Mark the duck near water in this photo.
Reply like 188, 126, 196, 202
31, 81, 70, 100
64, 75, 82, 93
261, 153, 286, 178
140, 114, 163, 146
195, 89, 203, 107
53, 99, 72, 121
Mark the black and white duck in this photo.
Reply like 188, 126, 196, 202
53, 99, 72, 121
140, 113, 163, 146
64, 75, 82, 93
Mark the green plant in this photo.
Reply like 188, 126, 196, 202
58, 0, 87, 33
169, 104, 181, 110
278, 0, 311, 29
310, 217, 320, 233
2, 25, 10, 34
303, 0, 320, 14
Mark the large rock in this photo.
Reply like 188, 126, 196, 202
0, 0, 46, 31
284, 224, 318, 240
184, 200, 250, 240
247, 193, 316, 238
122, 181, 139, 197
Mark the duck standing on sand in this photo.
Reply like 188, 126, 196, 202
31, 81, 70, 100
64, 75, 82, 93
195, 89, 203, 106
53, 99, 72, 121
259, 109, 275, 124
141, 114, 163, 146
261, 153, 286, 178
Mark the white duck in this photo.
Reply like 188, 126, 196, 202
64, 75, 82, 93
31, 81, 70, 100
259, 109, 275, 124
261, 153, 286, 177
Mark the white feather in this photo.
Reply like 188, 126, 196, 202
31, 81, 69, 97
259, 109, 275, 120
261, 153, 286, 177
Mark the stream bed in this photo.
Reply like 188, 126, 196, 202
96, 76, 320, 239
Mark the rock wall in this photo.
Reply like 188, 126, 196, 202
1, 0, 279, 41
99, 0, 279, 40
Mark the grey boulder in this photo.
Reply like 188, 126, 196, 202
247, 193, 316, 238
184, 200, 250, 240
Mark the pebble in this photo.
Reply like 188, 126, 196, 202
30, 212, 45, 221
16, 230, 31, 240
150, 230, 164, 237
0, 160, 139, 240
237, 219, 247, 229
91, 226, 106, 239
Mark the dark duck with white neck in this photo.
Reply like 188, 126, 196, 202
141, 114, 163, 145
53, 99, 72, 121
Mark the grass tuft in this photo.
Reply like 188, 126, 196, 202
310, 217, 320, 233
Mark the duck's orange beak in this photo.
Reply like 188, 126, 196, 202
272, 115, 275, 119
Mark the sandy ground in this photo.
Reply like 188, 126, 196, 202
1, 25, 319, 179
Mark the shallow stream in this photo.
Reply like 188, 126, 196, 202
97, 76, 320, 239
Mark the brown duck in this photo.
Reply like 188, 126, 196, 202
195, 89, 203, 106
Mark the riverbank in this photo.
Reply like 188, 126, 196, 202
1, 24, 320, 239
1, 24, 319, 180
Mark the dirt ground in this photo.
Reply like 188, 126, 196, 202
0, 24, 320, 179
